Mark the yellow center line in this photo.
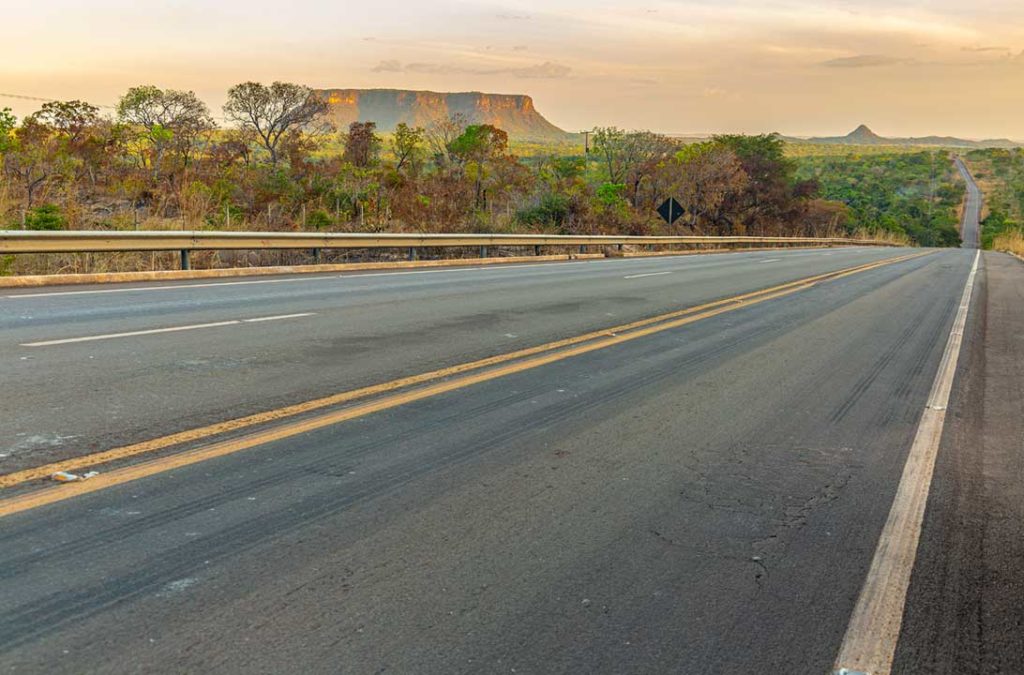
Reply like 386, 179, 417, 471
0, 251, 928, 516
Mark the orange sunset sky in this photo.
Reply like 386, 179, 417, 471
3, 0, 1024, 139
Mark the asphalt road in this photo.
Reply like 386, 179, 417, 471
2, 246, 905, 473
1, 245, 1021, 673
955, 157, 981, 249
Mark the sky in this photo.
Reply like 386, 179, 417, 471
3, 0, 1024, 139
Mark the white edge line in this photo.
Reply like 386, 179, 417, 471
832, 249, 981, 675
20, 320, 242, 347
20, 313, 317, 347
623, 271, 673, 279
242, 313, 316, 323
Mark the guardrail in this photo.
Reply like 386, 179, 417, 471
0, 230, 895, 270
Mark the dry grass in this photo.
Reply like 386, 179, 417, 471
851, 227, 912, 246
993, 230, 1024, 257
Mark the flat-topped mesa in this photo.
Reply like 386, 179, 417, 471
318, 88, 570, 140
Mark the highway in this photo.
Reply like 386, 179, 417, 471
955, 157, 981, 249
1, 243, 1022, 673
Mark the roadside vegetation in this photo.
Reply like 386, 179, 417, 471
963, 149, 1024, 254
0, 83, 964, 274
793, 150, 964, 247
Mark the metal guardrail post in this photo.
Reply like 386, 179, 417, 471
535, 245, 541, 256
408, 247, 417, 261
180, 249, 190, 270
312, 248, 321, 264
480, 246, 487, 258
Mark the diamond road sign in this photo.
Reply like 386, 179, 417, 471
657, 198, 684, 225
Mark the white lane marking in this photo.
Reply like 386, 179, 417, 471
241, 313, 315, 323
338, 268, 485, 279
337, 261, 610, 279
5, 276, 340, 298
833, 250, 981, 675
5, 260, 606, 298
759, 258, 781, 263
20, 313, 317, 347
623, 271, 673, 279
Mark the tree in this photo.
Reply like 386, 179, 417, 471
711, 133, 795, 231
449, 124, 509, 208
117, 85, 214, 174
449, 124, 508, 165
592, 128, 677, 202
343, 121, 380, 168
223, 82, 329, 165
673, 143, 749, 232
31, 100, 100, 145
391, 122, 424, 172
2, 117, 64, 210
0, 108, 17, 154
424, 113, 468, 167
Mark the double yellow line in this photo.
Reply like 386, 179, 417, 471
0, 251, 927, 517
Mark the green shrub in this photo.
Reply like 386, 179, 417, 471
515, 193, 571, 228
306, 209, 332, 230
24, 204, 65, 230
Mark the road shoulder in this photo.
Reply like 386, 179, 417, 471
894, 252, 1024, 672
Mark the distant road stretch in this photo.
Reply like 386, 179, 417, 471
956, 156, 981, 248
1, 233, 1022, 671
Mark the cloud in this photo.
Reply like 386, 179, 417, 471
370, 60, 572, 79
512, 61, 572, 78
820, 54, 913, 68
961, 46, 1010, 53
371, 59, 402, 72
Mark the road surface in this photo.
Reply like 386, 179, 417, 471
1, 243, 1022, 673
955, 157, 981, 249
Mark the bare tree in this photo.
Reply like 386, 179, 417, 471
3, 117, 61, 210
31, 100, 100, 146
424, 113, 468, 167
117, 86, 214, 174
223, 82, 329, 165
674, 143, 749, 232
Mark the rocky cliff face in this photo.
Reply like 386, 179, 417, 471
319, 89, 569, 140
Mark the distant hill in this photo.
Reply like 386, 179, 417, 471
318, 88, 570, 140
790, 124, 1021, 149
